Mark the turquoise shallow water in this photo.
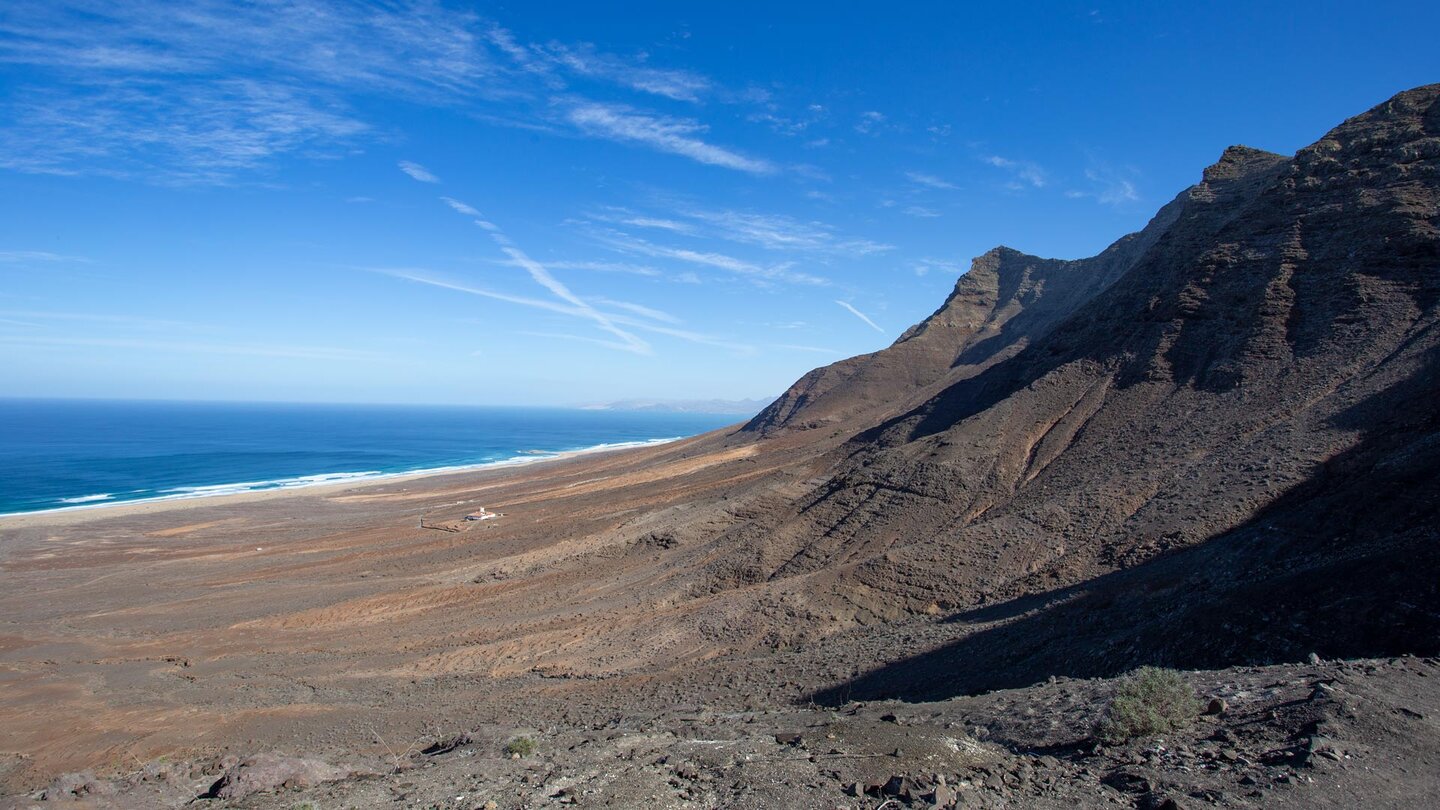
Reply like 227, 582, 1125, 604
0, 399, 745, 516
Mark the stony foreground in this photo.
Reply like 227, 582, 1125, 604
5, 655, 1435, 809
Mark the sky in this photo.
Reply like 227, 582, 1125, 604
1, 1, 1437, 406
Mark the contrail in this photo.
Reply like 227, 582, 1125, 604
835, 300, 883, 333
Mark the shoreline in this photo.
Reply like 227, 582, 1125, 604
0, 435, 690, 528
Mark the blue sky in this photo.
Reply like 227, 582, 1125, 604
2, 1, 1436, 406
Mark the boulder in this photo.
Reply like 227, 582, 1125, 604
205, 753, 349, 800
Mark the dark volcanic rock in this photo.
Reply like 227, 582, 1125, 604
703, 86, 1440, 699
742, 195, 1186, 438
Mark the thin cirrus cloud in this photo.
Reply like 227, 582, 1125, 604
854, 110, 886, 134
580, 205, 891, 270
592, 230, 829, 287
398, 161, 440, 183
1082, 167, 1141, 205
394, 169, 759, 354
518, 330, 646, 353
378, 268, 751, 353
3, 78, 368, 182
568, 202, 897, 291
565, 101, 775, 174
592, 298, 681, 325
835, 300, 884, 333
539, 43, 712, 102
0, 309, 205, 331
905, 171, 958, 190
678, 209, 891, 256
584, 208, 699, 235
0, 2, 776, 181
912, 258, 967, 277
0, 334, 387, 361
0, 2, 477, 180
490, 258, 663, 278
984, 155, 1048, 188
433, 195, 652, 354
0, 250, 90, 263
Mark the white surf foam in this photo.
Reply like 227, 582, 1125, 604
8, 437, 683, 518
57, 493, 114, 504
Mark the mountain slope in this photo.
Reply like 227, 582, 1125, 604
742, 183, 1199, 437
689, 85, 1440, 679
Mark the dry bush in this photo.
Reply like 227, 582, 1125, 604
503, 737, 536, 757
1096, 666, 1201, 744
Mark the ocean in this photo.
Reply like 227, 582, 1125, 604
0, 399, 745, 516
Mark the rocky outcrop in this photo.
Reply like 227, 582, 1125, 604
740, 163, 1206, 438
205, 753, 352, 800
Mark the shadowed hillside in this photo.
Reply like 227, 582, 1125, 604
699, 85, 1440, 683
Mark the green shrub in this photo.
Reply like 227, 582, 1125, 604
1095, 666, 1201, 744
503, 737, 536, 757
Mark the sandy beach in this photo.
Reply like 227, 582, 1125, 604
0, 436, 691, 530
0, 425, 815, 789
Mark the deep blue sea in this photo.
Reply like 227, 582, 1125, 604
0, 399, 745, 516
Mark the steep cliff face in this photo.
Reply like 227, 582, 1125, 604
702, 85, 1440, 672
742, 148, 1277, 439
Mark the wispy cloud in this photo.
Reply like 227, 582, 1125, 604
595, 231, 829, 286
519, 330, 644, 353
591, 297, 680, 324
854, 110, 886, 135
0, 309, 203, 330
911, 258, 967, 277
627, 322, 754, 353
585, 208, 698, 235
0, 1, 492, 181
0, 3, 766, 181
747, 103, 827, 137
0, 2, 495, 95
2, 78, 368, 182
0, 251, 89, 263
903, 206, 941, 218
399, 160, 440, 183
378, 268, 750, 352
540, 43, 711, 102
493, 258, 661, 277
565, 101, 774, 174
378, 268, 577, 317
439, 197, 651, 353
679, 209, 891, 256
579, 205, 891, 268
0, 335, 386, 361
835, 300, 884, 333
1082, 167, 1140, 205
905, 171, 957, 190
984, 155, 1048, 188
441, 196, 485, 216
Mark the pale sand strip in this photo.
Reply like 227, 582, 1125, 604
0, 430, 727, 531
